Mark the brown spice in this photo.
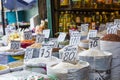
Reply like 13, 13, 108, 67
101, 34, 120, 42
117, 30, 120, 37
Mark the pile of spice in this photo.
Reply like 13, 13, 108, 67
101, 34, 120, 42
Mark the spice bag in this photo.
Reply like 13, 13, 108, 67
79, 51, 112, 80
47, 61, 89, 80
0, 65, 10, 75
100, 40, 120, 80
24, 57, 61, 74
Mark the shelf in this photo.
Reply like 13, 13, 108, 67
55, 8, 120, 12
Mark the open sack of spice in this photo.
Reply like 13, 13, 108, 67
100, 34, 120, 80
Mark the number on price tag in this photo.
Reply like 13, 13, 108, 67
39, 47, 52, 58
69, 31, 81, 45
81, 24, 89, 32
87, 30, 97, 40
10, 40, 21, 50
43, 29, 50, 38
36, 34, 45, 43
107, 26, 117, 34
62, 45, 78, 64
24, 31, 32, 40
57, 32, 66, 42
24, 48, 34, 62
89, 37, 100, 49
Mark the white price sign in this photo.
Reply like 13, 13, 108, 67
89, 37, 100, 49
81, 24, 89, 32
107, 26, 117, 34
69, 31, 81, 45
114, 19, 120, 25
24, 48, 34, 62
36, 34, 45, 43
39, 47, 52, 58
43, 29, 50, 38
106, 22, 114, 28
24, 31, 32, 40
62, 45, 78, 64
57, 32, 66, 42
10, 40, 21, 50
50, 39, 58, 48
87, 30, 97, 40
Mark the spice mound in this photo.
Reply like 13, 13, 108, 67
101, 34, 120, 42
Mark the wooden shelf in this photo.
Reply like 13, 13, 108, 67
55, 8, 120, 12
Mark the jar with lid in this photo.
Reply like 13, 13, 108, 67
72, 0, 82, 8
60, 0, 70, 7
96, 0, 105, 8
102, 12, 107, 23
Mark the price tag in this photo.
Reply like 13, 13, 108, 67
89, 37, 100, 49
39, 47, 52, 58
107, 26, 117, 34
106, 22, 114, 28
114, 19, 120, 25
50, 39, 58, 48
87, 30, 97, 40
69, 31, 81, 45
24, 48, 34, 62
43, 29, 50, 38
81, 24, 89, 32
24, 31, 32, 40
57, 32, 66, 42
62, 45, 78, 64
10, 40, 21, 50
36, 34, 45, 43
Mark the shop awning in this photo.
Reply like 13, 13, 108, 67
3, 0, 36, 10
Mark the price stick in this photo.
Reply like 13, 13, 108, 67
24, 48, 34, 62
57, 32, 66, 42
36, 34, 45, 43
107, 26, 117, 34
69, 31, 81, 45
81, 24, 89, 32
10, 40, 21, 50
43, 29, 50, 38
87, 30, 97, 40
24, 31, 32, 40
62, 45, 78, 64
39, 47, 52, 58
89, 37, 100, 49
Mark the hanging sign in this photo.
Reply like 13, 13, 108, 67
10, 40, 21, 50
36, 34, 45, 43
62, 45, 78, 64
24, 31, 32, 40
43, 29, 50, 38
81, 24, 89, 32
89, 37, 100, 49
69, 31, 81, 45
87, 30, 97, 40
39, 47, 52, 58
57, 32, 66, 42
24, 48, 34, 62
